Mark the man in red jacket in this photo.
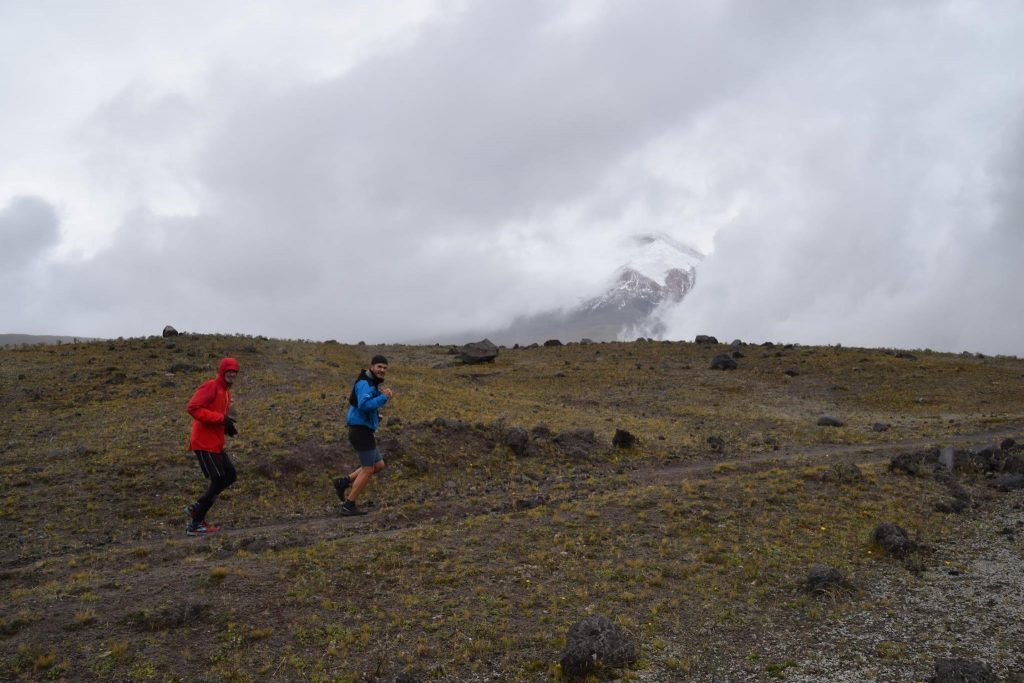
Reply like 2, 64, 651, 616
184, 357, 240, 536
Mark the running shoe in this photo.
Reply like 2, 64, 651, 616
186, 522, 221, 536
340, 501, 368, 516
332, 476, 351, 502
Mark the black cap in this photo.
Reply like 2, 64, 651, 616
371, 354, 389, 366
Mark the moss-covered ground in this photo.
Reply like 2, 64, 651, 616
1, 335, 1022, 681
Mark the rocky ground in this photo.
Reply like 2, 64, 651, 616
2, 335, 1023, 681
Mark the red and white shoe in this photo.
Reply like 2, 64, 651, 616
186, 522, 220, 537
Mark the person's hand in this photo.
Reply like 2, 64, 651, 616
224, 415, 238, 437
381, 385, 394, 399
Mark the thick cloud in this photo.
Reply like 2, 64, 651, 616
0, 195, 61, 331
2, 1, 1023, 352
663, 1, 1024, 355
0, 196, 59, 270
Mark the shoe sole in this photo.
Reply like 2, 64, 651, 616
339, 508, 368, 516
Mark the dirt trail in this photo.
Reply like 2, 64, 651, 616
5, 425, 1021, 575
636, 424, 1023, 484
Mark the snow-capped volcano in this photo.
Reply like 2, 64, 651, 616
476, 232, 704, 344
583, 233, 702, 315
620, 232, 703, 290
573, 232, 702, 339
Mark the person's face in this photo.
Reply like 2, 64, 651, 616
370, 363, 388, 380
224, 370, 238, 386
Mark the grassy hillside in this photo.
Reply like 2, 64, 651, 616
1, 335, 1022, 681
0, 334, 104, 348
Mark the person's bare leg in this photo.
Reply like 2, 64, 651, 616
347, 461, 385, 502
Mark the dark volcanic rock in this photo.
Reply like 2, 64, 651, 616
168, 362, 199, 374
162, 325, 178, 337
994, 474, 1024, 491
805, 565, 847, 595
871, 522, 917, 559
559, 614, 637, 680
544, 339, 563, 347
612, 429, 638, 448
456, 339, 498, 364
817, 416, 844, 427
966, 446, 1000, 472
1002, 453, 1024, 474
695, 335, 718, 344
505, 427, 530, 457
554, 429, 600, 460
934, 498, 970, 514
710, 354, 737, 370
826, 462, 864, 484
392, 674, 420, 683
889, 449, 939, 475
531, 423, 552, 438
929, 658, 996, 683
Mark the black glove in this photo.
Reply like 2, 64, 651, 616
224, 415, 238, 437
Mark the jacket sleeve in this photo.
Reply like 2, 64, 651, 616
187, 383, 225, 424
354, 379, 389, 412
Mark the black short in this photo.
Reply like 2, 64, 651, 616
348, 425, 376, 452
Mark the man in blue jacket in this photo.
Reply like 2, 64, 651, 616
334, 355, 393, 516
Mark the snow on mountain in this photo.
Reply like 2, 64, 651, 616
466, 232, 705, 345
620, 232, 703, 286
581, 233, 702, 316
427, 232, 705, 345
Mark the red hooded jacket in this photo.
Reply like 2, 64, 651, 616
187, 357, 239, 452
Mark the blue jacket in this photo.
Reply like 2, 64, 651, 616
346, 371, 389, 431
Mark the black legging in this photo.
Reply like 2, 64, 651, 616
194, 451, 237, 522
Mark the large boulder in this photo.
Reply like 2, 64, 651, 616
871, 522, 916, 559
456, 339, 498, 364
805, 565, 848, 595
559, 615, 637, 680
162, 325, 179, 337
929, 659, 996, 683
710, 354, 737, 370
612, 429, 638, 448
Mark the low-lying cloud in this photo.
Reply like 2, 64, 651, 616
1, 1, 1021, 354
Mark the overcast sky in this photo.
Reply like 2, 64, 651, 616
1, 1, 1022, 354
